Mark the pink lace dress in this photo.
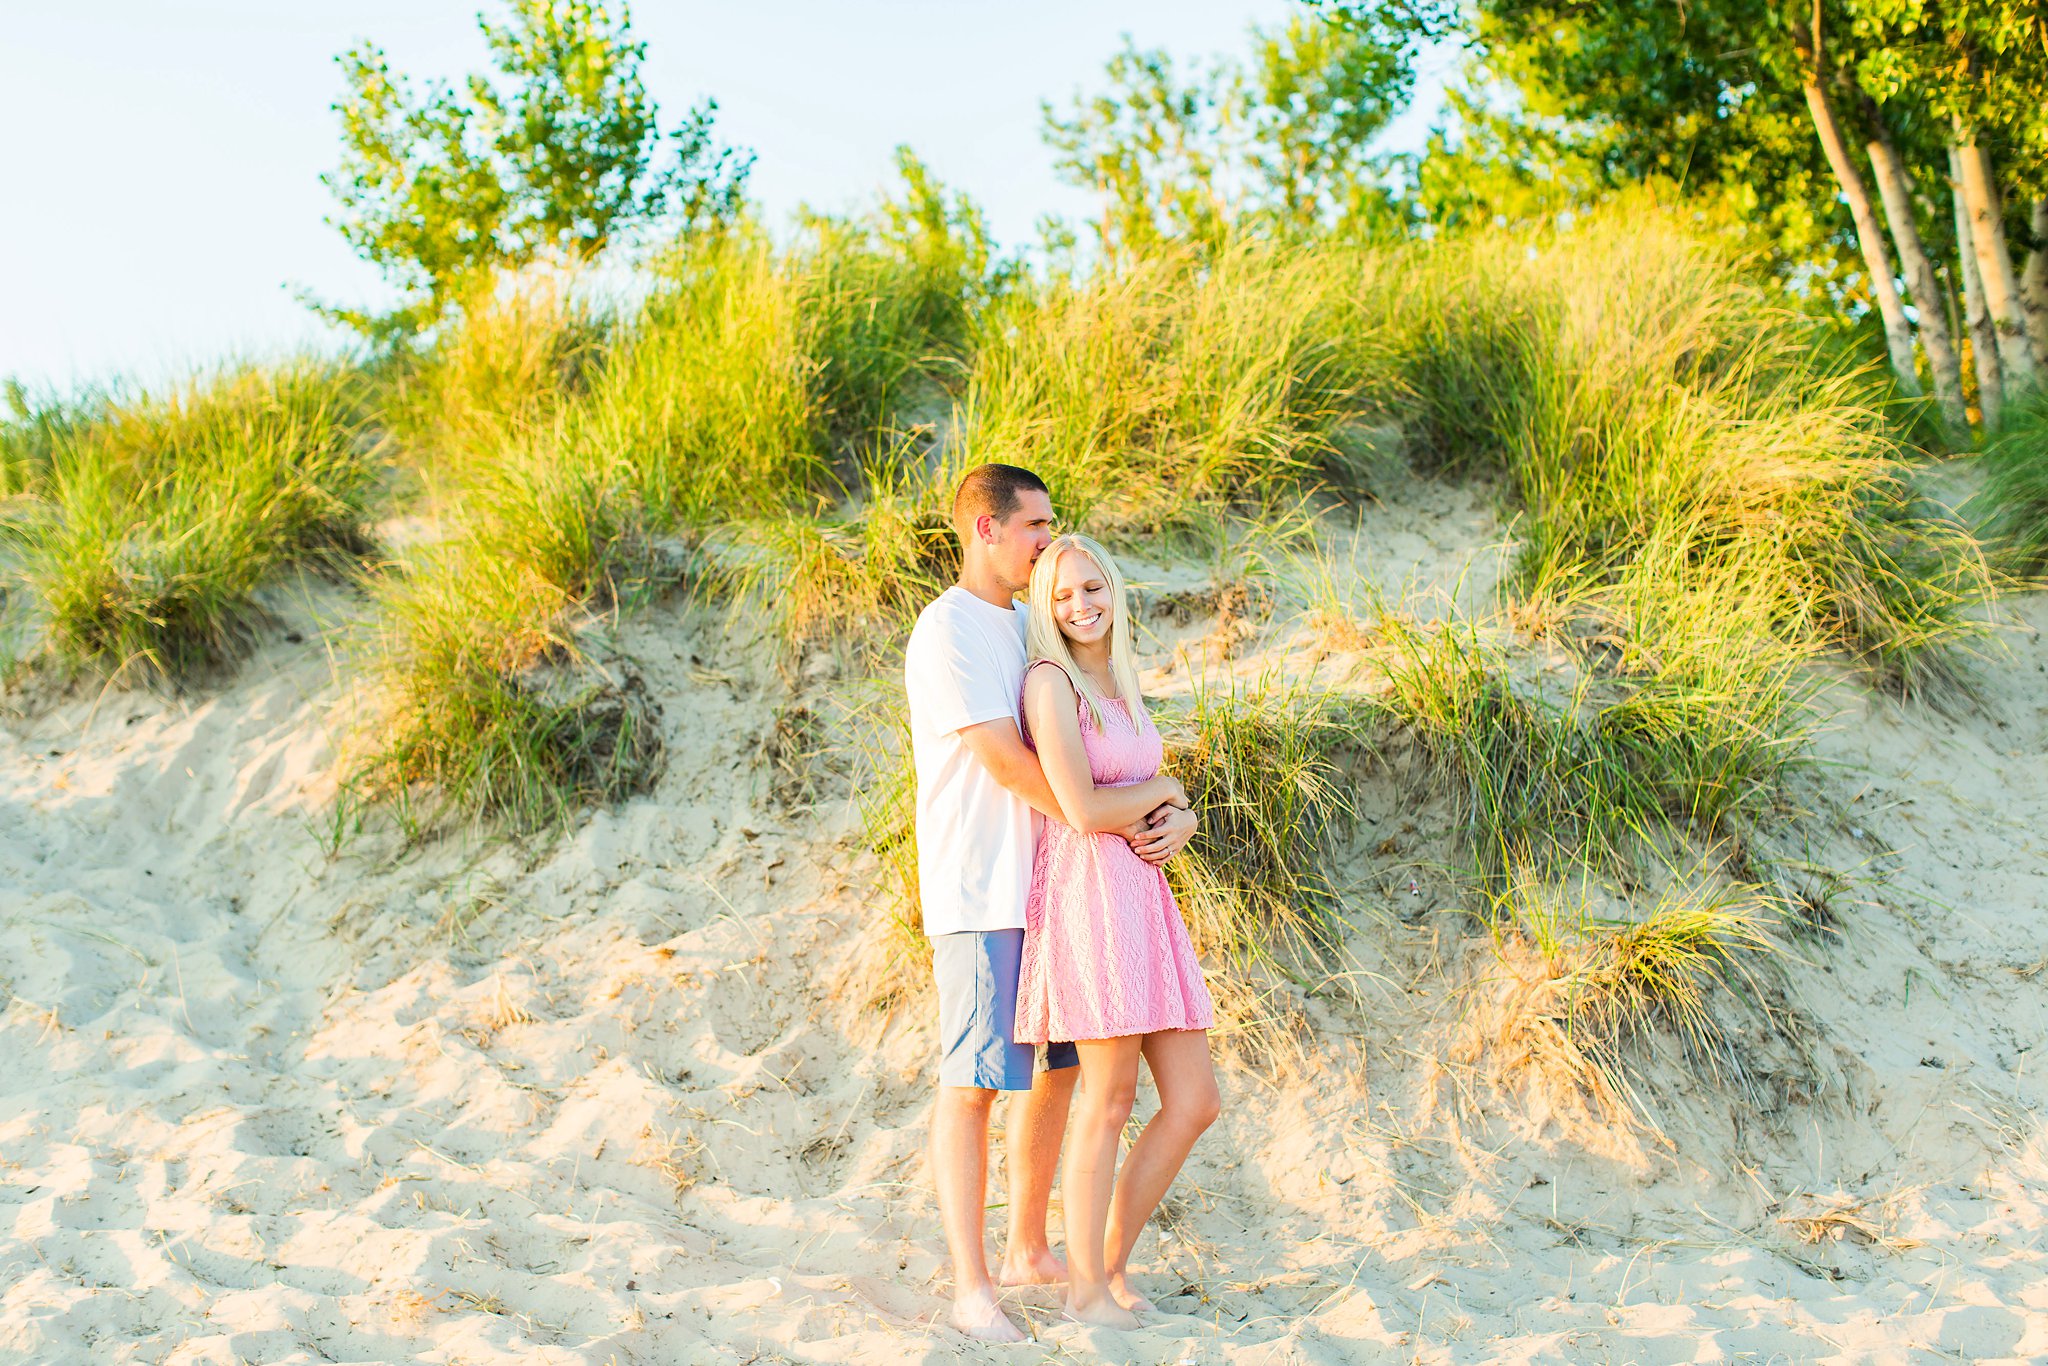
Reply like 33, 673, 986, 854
1014, 660, 1214, 1044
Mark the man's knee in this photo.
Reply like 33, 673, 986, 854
937, 1085, 1001, 1120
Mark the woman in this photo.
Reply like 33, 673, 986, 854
1013, 533, 1220, 1330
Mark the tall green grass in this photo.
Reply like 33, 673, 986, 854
1373, 613, 1807, 879
954, 242, 1365, 539
1345, 212, 1986, 695
4, 363, 377, 680
347, 200, 980, 826
1156, 676, 1364, 973
342, 544, 662, 836
1972, 397, 2048, 576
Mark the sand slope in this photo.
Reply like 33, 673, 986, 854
4, 485, 2048, 1363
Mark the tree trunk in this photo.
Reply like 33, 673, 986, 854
1950, 146, 2003, 433
1801, 76, 1921, 395
2021, 198, 2048, 369
1955, 135, 2038, 389
1865, 115, 1966, 434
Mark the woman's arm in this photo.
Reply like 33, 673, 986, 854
1023, 666, 1187, 834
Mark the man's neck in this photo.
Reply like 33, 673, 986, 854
955, 564, 1016, 611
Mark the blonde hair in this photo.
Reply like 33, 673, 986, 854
1026, 534, 1143, 731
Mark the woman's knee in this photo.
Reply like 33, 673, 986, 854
1167, 1085, 1221, 1134
1084, 1077, 1140, 1127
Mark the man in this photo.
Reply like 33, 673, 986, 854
903, 462, 1198, 1341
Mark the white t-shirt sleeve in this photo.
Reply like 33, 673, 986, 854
909, 607, 1021, 735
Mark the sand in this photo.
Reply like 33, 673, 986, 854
4, 475, 2047, 1364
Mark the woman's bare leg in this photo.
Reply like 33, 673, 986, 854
1063, 1036, 1144, 1328
1105, 1029, 1220, 1313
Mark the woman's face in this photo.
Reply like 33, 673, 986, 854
1050, 548, 1115, 648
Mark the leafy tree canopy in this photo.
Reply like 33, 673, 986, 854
1041, 11, 1424, 251
319, 0, 750, 340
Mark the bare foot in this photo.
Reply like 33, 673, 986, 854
950, 1289, 1026, 1342
998, 1247, 1067, 1286
1062, 1290, 1141, 1331
1108, 1272, 1156, 1314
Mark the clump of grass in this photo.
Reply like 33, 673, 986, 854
345, 233, 830, 830
1156, 675, 1365, 974
9, 362, 378, 681
955, 240, 1363, 539
1971, 396, 2048, 576
1373, 613, 1805, 881
1464, 875, 1784, 1129
345, 545, 662, 836
2, 380, 103, 500
579, 233, 827, 525
1352, 206, 1987, 695
386, 272, 610, 491
796, 147, 1004, 450
716, 450, 956, 660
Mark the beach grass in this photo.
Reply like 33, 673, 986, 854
1156, 675, 1365, 973
954, 242, 1365, 541
1971, 396, 2048, 577
343, 543, 663, 837
6, 361, 378, 681
1351, 211, 1986, 696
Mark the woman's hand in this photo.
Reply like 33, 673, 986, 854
1128, 803, 1197, 865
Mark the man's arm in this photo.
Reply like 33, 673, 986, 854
955, 717, 1066, 823
957, 714, 1188, 831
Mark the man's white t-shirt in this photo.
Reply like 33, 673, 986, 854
903, 586, 1037, 937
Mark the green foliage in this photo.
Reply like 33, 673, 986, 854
320, 0, 749, 337
1042, 12, 1415, 250
346, 543, 662, 836
795, 148, 1008, 449
2, 381, 104, 500
1157, 677, 1365, 973
1374, 615, 1804, 880
955, 240, 1366, 536
1352, 207, 1986, 694
715, 448, 955, 660
8, 364, 377, 681
1972, 395, 2048, 573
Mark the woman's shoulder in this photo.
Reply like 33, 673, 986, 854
1025, 656, 1076, 681
1023, 657, 1078, 698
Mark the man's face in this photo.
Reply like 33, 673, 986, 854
983, 489, 1056, 594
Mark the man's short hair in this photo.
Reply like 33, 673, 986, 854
951, 463, 1049, 534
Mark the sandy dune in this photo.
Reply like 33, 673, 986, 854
4, 477, 2047, 1364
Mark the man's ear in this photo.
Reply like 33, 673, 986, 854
974, 512, 995, 544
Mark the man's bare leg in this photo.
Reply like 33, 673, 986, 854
999, 1063, 1076, 1285
931, 1085, 1026, 1342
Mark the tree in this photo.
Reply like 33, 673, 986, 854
1041, 13, 1417, 251
1442, 0, 2048, 435
319, 0, 750, 339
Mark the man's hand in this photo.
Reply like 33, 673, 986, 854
1127, 803, 1197, 865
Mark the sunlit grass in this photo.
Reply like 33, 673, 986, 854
1971, 395, 2048, 577
7, 362, 379, 681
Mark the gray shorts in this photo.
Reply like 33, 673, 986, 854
933, 929, 1079, 1090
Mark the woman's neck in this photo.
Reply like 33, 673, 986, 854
1069, 639, 1116, 695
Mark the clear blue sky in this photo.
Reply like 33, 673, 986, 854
1, 2, 1447, 394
